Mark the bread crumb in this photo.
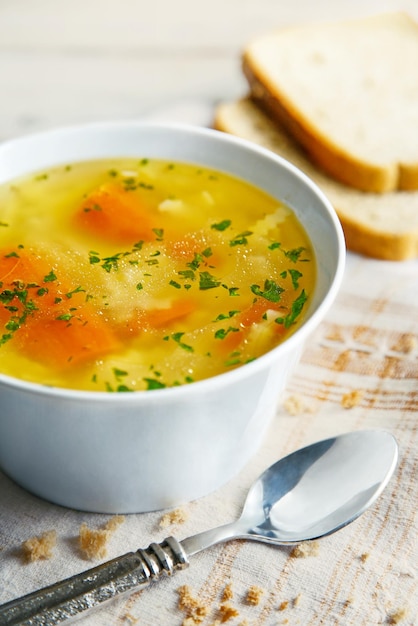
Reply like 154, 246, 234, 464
105, 515, 125, 532
387, 608, 407, 624
21, 530, 56, 562
79, 524, 108, 560
79, 515, 125, 560
221, 583, 233, 601
159, 508, 188, 528
360, 552, 370, 562
182, 618, 198, 626
278, 594, 301, 611
177, 585, 209, 623
183, 619, 200, 626
245, 585, 264, 606
290, 540, 319, 558
341, 390, 363, 409
218, 602, 240, 622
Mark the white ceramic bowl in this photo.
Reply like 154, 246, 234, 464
0, 122, 345, 513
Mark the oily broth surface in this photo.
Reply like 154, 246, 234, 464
0, 158, 315, 391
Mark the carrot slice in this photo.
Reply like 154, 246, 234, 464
0, 249, 119, 368
15, 315, 120, 368
76, 183, 157, 244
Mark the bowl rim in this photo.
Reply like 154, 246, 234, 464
0, 120, 346, 402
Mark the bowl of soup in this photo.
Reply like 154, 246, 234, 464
0, 122, 345, 513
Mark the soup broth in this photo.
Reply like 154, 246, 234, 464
0, 159, 315, 391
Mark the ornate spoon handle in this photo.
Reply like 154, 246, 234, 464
0, 537, 188, 625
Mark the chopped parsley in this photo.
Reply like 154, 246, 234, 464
56, 313, 73, 321
178, 269, 195, 281
152, 228, 164, 241
214, 327, 239, 340
284, 247, 307, 263
165, 331, 194, 352
187, 253, 203, 271
143, 377, 166, 390
211, 219, 231, 231
214, 310, 240, 322
251, 280, 284, 303
0, 283, 39, 346
65, 285, 86, 299
229, 231, 253, 247
280, 269, 303, 290
275, 290, 308, 328
43, 270, 57, 283
199, 271, 221, 290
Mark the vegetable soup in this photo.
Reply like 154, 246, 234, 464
0, 159, 315, 391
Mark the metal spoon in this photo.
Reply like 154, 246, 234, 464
0, 430, 398, 625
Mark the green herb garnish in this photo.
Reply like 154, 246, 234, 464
250, 280, 284, 302
275, 290, 308, 328
214, 310, 240, 322
0, 284, 39, 346
214, 327, 239, 340
178, 269, 195, 281
211, 219, 231, 232
152, 228, 164, 241
170, 332, 194, 352
284, 247, 306, 263
229, 231, 252, 247
65, 286, 86, 299
143, 377, 166, 390
199, 271, 221, 290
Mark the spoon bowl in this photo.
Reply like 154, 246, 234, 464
0, 430, 398, 625
244, 429, 397, 542
182, 429, 398, 554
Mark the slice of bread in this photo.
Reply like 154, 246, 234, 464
242, 12, 418, 194
214, 98, 418, 261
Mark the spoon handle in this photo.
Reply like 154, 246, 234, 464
0, 537, 188, 625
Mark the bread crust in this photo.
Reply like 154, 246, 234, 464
335, 210, 418, 261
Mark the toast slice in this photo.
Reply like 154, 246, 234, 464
243, 12, 418, 194
214, 98, 418, 261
